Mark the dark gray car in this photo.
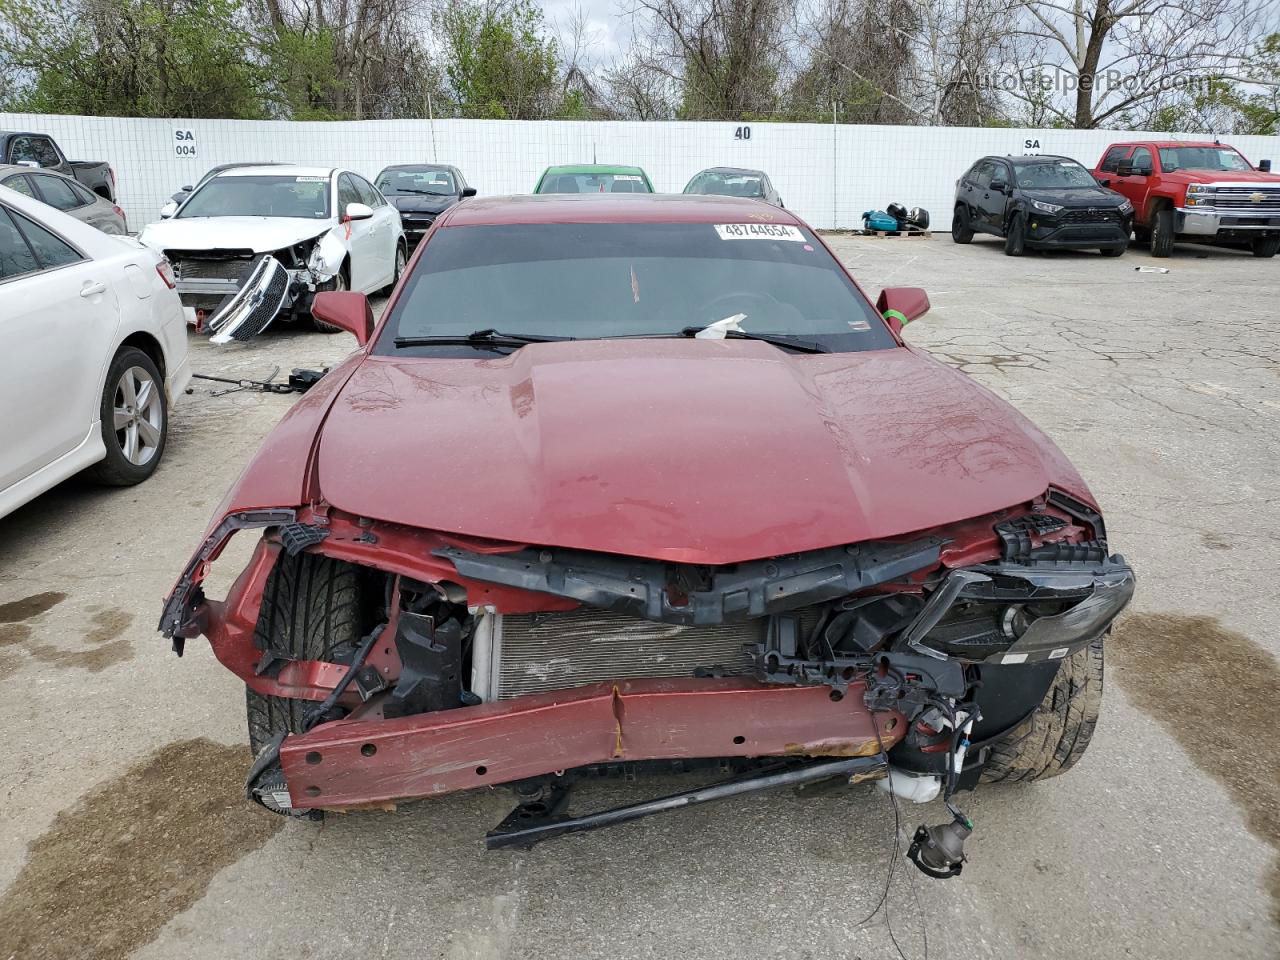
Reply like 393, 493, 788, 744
374, 163, 476, 243
0, 164, 127, 234
683, 167, 783, 206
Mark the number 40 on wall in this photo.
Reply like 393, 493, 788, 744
734, 126, 751, 141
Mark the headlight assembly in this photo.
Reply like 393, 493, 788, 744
905, 560, 1135, 665
1118, 200, 1134, 214
1031, 199, 1063, 214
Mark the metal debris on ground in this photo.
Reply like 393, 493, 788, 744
191, 366, 328, 397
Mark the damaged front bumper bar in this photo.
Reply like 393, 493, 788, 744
274, 677, 905, 811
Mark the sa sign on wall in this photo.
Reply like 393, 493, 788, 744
1021, 138, 1043, 155
173, 128, 197, 159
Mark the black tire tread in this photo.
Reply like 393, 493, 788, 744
1004, 213, 1026, 257
1150, 207, 1175, 257
980, 638, 1103, 783
951, 207, 974, 244
246, 552, 364, 755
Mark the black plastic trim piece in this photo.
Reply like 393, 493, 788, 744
435, 538, 943, 627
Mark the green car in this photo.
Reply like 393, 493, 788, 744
534, 164, 654, 194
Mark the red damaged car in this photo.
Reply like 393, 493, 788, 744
161, 193, 1133, 875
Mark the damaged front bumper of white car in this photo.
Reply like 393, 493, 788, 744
184, 228, 348, 344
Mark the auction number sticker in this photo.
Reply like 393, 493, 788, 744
613, 174, 643, 181
715, 223, 805, 241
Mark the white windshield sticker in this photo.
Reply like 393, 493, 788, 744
295, 176, 327, 182
613, 174, 643, 181
715, 223, 805, 242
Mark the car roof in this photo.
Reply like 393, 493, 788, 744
217, 164, 335, 178
542, 164, 648, 176
1112, 141, 1226, 148
380, 163, 456, 171
695, 167, 767, 176
443, 193, 803, 227
995, 154, 1077, 166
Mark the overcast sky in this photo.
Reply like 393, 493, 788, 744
542, 0, 631, 65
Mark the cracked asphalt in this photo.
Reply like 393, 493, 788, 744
1, 232, 1277, 960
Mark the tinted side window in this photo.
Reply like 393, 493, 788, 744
10, 136, 60, 167
989, 162, 1011, 186
972, 162, 994, 188
32, 174, 84, 210
352, 174, 382, 207
0, 207, 40, 278
2, 175, 35, 198
338, 174, 361, 210
1131, 147, 1153, 173
1099, 147, 1129, 173
10, 209, 83, 269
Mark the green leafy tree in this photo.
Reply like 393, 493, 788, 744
440, 0, 561, 119
0, 0, 268, 117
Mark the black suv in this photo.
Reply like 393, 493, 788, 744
952, 154, 1134, 256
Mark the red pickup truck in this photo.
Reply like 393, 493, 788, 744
1093, 141, 1280, 258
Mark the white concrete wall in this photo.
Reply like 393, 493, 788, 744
4, 112, 1279, 230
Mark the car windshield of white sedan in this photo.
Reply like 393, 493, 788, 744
177, 175, 330, 219
378, 222, 893, 354
378, 169, 456, 196
1016, 161, 1096, 189
1158, 147, 1252, 173
686, 172, 765, 198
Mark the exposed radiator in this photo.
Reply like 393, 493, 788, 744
479, 609, 766, 701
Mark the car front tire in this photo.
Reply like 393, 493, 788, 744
1251, 236, 1280, 258
1003, 212, 1026, 257
89, 346, 168, 487
951, 207, 974, 244
981, 638, 1103, 783
1150, 208, 1175, 257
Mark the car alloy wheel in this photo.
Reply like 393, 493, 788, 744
113, 365, 163, 466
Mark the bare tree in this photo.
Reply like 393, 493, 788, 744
1007, 0, 1280, 127
621, 0, 796, 119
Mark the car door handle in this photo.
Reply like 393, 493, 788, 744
80, 280, 107, 298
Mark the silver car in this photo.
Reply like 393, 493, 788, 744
0, 164, 127, 234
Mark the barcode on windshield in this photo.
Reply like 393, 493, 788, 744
714, 223, 805, 242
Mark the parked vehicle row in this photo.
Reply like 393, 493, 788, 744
951, 139, 1279, 259
0, 130, 116, 201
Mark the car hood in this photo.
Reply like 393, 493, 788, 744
138, 216, 333, 253
1023, 187, 1127, 208
313, 340, 1087, 564
1173, 170, 1280, 184
388, 195, 457, 214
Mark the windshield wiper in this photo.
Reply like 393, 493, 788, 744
387, 188, 442, 196
394, 328, 577, 349
678, 326, 830, 354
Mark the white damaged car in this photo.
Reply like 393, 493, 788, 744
140, 165, 405, 342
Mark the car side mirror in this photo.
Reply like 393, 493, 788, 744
311, 291, 374, 346
159, 200, 178, 219
989, 178, 1007, 192
1135, 164, 1152, 176
461, 187, 477, 198
344, 202, 374, 222
1260, 159, 1272, 172
181, 184, 194, 192
876, 287, 931, 334
1116, 160, 1134, 177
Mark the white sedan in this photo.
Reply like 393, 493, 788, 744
140, 165, 405, 340
0, 184, 191, 520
